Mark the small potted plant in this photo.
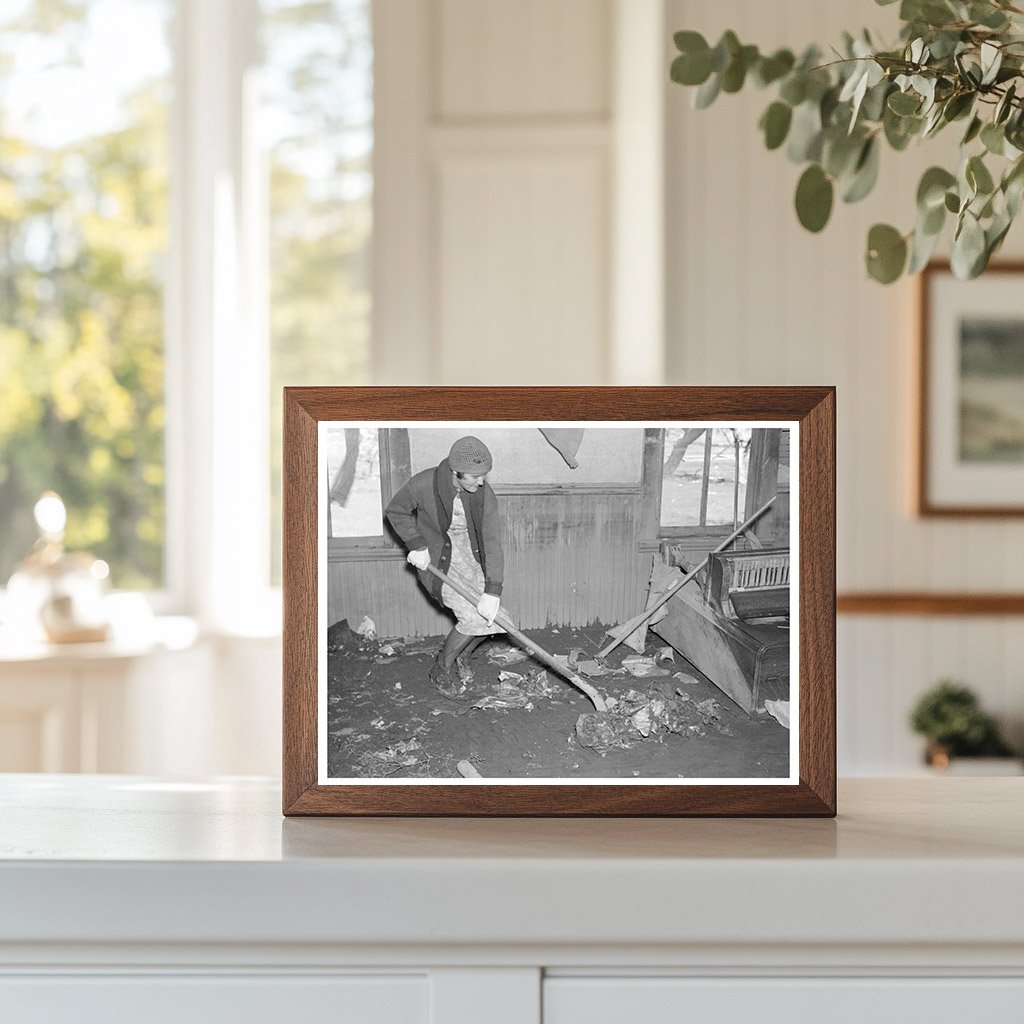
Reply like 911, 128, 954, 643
910, 680, 1019, 773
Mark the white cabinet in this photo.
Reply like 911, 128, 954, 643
1, 777, 1022, 1023
544, 977, 1024, 1023
1, 975, 428, 1024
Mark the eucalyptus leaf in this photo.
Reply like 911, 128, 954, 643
921, 199, 946, 235
962, 115, 983, 145
866, 223, 908, 283
795, 164, 834, 232
787, 100, 824, 162
967, 154, 995, 196
694, 73, 721, 109
888, 90, 921, 115
980, 42, 1002, 86
951, 211, 986, 278
908, 221, 943, 273
970, 2, 1009, 30
822, 128, 864, 178
842, 137, 881, 203
671, 35, 713, 87
942, 92, 974, 122
669, 5, 1024, 284
917, 166, 957, 210
754, 49, 795, 87
760, 101, 793, 150
981, 122, 1005, 155
779, 73, 807, 106
995, 82, 1017, 124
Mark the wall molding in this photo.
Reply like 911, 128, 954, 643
837, 592, 1024, 616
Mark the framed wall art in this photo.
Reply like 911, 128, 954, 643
917, 261, 1024, 517
283, 387, 836, 816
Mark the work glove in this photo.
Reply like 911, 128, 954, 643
407, 548, 430, 571
477, 593, 500, 626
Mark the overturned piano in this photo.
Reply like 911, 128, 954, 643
651, 546, 791, 715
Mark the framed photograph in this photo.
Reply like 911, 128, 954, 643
917, 261, 1024, 516
283, 387, 835, 816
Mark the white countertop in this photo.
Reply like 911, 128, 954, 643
1, 775, 1022, 951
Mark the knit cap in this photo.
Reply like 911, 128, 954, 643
449, 435, 492, 474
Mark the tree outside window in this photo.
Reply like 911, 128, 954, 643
0, 0, 172, 589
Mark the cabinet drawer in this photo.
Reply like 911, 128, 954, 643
544, 977, 1024, 1024
0, 974, 427, 1024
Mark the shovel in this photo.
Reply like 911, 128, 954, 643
424, 563, 607, 712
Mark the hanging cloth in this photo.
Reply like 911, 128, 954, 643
539, 428, 585, 469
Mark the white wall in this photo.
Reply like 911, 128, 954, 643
665, 0, 1024, 772
154, 0, 1023, 779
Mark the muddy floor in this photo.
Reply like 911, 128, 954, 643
326, 623, 789, 780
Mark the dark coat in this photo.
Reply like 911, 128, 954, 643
385, 458, 504, 600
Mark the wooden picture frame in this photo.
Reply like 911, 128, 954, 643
283, 387, 836, 816
917, 261, 1024, 517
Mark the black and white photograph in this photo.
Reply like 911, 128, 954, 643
318, 421, 797, 784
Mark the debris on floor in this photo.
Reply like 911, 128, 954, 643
763, 699, 790, 729
326, 620, 790, 779
486, 644, 530, 666
358, 738, 422, 774
621, 654, 670, 678
471, 667, 560, 711
457, 759, 482, 778
355, 615, 377, 639
575, 687, 732, 755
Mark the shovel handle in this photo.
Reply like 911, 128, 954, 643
424, 564, 606, 712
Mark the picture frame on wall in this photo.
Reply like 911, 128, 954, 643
282, 387, 836, 816
917, 261, 1024, 517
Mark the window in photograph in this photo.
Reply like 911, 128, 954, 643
660, 427, 753, 531
261, 0, 373, 577
0, 0, 172, 589
324, 426, 383, 539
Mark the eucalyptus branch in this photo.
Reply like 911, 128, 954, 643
670, 3, 1024, 283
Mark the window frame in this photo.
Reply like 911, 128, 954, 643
326, 428, 410, 557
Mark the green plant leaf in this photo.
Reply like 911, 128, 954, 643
942, 91, 974, 123
962, 115, 983, 145
694, 73, 721, 109
760, 101, 792, 150
866, 223, 907, 283
981, 122, 1005, 155
995, 82, 1017, 125
795, 164, 834, 232
908, 220, 943, 273
822, 128, 863, 178
944, 190, 960, 213
969, 2, 1009, 29
779, 73, 807, 106
787, 100, 823, 162
967, 154, 995, 195
753, 49, 795, 87
888, 90, 921, 115
884, 106, 922, 150
710, 31, 740, 73
980, 41, 1002, 86
721, 44, 759, 92
917, 166, 957, 210
951, 211, 986, 278
842, 137, 881, 203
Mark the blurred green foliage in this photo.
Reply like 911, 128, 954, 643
909, 679, 1015, 756
0, 1, 169, 587
0, 0, 373, 591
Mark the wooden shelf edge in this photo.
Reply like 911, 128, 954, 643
838, 592, 1024, 616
